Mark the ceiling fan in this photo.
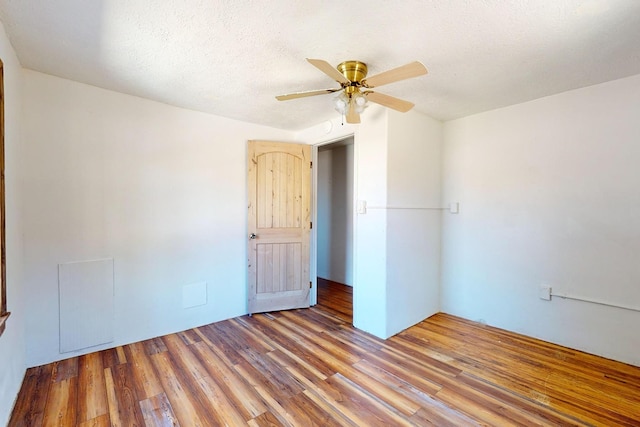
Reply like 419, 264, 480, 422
276, 58, 428, 124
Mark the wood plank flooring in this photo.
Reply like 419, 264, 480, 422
317, 278, 353, 322
10, 280, 640, 426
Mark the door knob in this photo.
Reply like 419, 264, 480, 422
249, 233, 257, 240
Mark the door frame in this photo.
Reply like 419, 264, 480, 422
310, 134, 356, 307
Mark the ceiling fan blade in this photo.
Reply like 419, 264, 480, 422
363, 61, 427, 88
365, 91, 415, 112
346, 101, 361, 124
307, 58, 350, 85
276, 88, 341, 101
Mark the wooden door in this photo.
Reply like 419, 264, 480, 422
248, 141, 311, 314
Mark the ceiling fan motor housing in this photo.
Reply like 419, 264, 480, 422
337, 61, 368, 85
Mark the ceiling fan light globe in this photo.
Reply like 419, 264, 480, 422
334, 93, 349, 114
353, 93, 368, 114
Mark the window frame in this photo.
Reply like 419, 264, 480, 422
0, 58, 7, 337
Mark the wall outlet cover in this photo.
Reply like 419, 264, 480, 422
539, 285, 552, 301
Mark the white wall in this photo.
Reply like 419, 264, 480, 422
317, 149, 332, 278
350, 106, 389, 338
296, 107, 389, 337
385, 110, 442, 337
442, 74, 640, 366
297, 106, 443, 339
0, 20, 26, 426
22, 70, 295, 366
317, 142, 353, 286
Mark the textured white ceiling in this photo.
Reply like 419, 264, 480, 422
1, 0, 639, 130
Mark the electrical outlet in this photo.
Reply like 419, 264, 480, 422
539, 285, 552, 301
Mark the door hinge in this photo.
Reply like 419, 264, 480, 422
310, 161, 313, 168
310, 221, 312, 229
310, 281, 312, 289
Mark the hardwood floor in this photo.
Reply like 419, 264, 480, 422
317, 277, 352, 322
10, 282, 640, 426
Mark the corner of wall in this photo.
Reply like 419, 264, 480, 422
439, 74, 640, 366
0, 18, 27, 426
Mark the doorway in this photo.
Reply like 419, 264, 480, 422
315, 137, 354, 322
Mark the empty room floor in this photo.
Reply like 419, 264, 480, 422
9, 282, 640, 426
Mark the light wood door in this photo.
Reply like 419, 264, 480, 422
248, 141, 311, 314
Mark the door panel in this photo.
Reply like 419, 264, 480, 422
248, 141, 311, 313
256, 243, 302, 293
